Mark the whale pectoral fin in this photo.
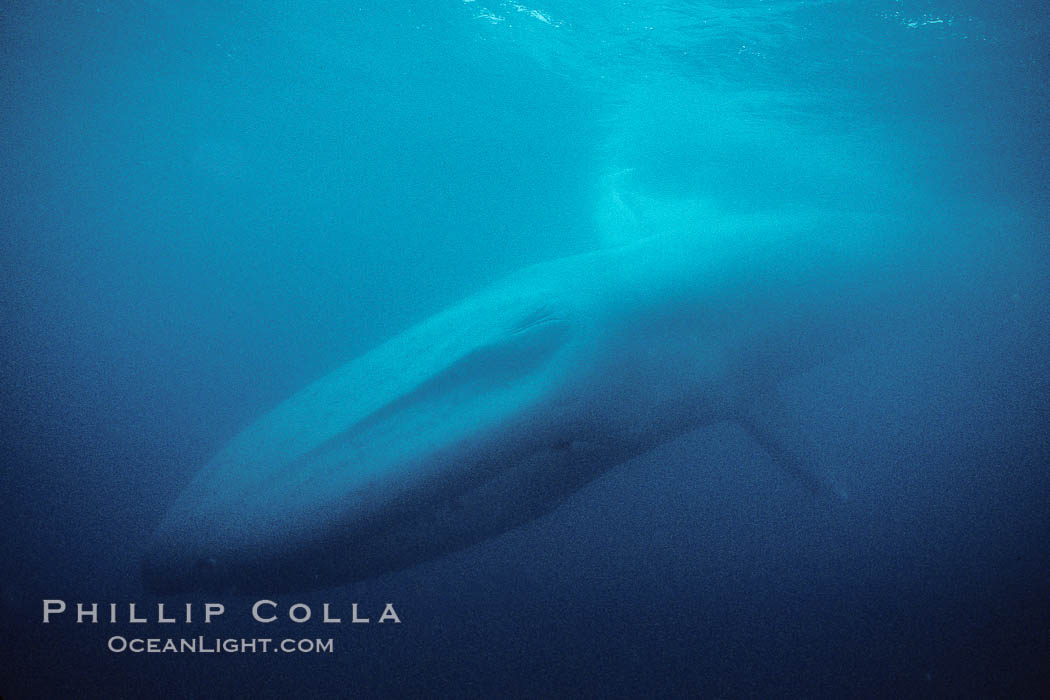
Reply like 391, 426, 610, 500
734, 388, 847, 501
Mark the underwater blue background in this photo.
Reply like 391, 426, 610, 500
1, 0, 1048, 697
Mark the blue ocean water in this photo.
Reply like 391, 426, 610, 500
1, 1, 1048, 697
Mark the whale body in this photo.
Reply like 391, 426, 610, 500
144, 208, 896, 594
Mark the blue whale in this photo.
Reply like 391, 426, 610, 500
144, 209, 891, 594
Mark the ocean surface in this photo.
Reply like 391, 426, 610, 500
1, 1, 1048, 697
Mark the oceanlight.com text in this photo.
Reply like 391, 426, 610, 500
107, 636, 334, 654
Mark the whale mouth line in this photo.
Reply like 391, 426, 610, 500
143, 291, 584, 594
277, 313, 574, 481
511, 304, 564, 334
